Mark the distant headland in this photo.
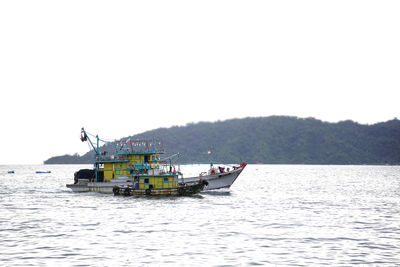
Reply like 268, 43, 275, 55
44, 116, 400, 165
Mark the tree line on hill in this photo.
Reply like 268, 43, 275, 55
44, 116, 400, 165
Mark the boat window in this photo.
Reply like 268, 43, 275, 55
163, 177, 169, 182
144, 178, 149, 184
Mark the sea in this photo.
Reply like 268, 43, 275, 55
0, 164, 399, 266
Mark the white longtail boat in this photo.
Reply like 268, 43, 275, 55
180, 163, 247, 190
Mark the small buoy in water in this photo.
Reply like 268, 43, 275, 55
8, 171, 14, 174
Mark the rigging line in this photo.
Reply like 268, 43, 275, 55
85, 131, 97, 138
85, 131, 109, 142
85, 131, 118, 145
86, 140, 93, 151
161, 153, 180, 161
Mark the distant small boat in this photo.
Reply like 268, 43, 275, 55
36, 171, 51, 174
8, 171, 14, 174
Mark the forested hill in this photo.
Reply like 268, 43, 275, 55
44, 116, 400, 165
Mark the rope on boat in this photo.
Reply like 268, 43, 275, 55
161, 153, 180, 161
179, 162, 236, 168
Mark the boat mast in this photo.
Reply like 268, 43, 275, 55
81, 127, 101, 182
81, 128, 100, 155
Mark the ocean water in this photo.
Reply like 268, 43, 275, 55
0, 164, 399, 266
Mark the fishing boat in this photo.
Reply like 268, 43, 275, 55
66, 128, 246, 196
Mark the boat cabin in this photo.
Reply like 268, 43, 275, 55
93, 139, 179, 190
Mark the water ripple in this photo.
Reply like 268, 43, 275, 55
1, 164, 400, 266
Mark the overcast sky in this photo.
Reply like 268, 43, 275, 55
1, 0, 399, 164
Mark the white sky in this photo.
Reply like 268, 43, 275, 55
1, 0, 399, 164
